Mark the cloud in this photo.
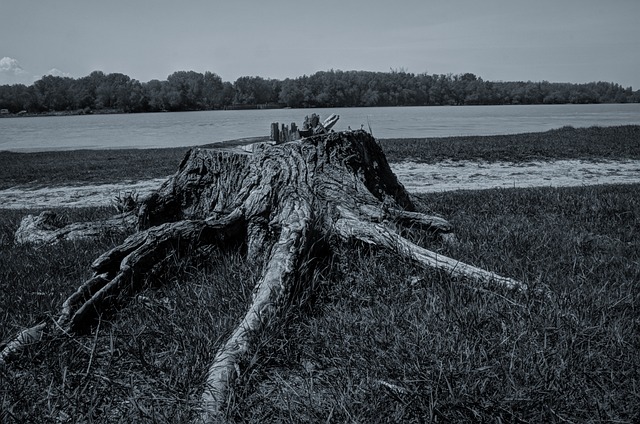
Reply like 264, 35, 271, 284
44, 68, 72, 78
0, 58, 74, 85
0, 57, 33, 85
0, 57, 27, 75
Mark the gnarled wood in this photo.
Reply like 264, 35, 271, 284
2, 128, 528, 421
14, 210, 136, 245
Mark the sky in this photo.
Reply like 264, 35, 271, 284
1, 0, 639, 89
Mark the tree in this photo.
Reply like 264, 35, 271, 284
429, 74, 454, 105
0, 83, 35, 112
278, 78, 304, 107
166, 71, 205, 110
2, 126, 526, 421
143, 79, 167, 111
94, 73, 132, 110
233, 76, 275, 105
33, 75, 74, 111
126, 79, 147, 112
202, 71, 224, 108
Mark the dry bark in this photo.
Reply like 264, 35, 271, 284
1, 129, 526, 422
14, 210, 137, 245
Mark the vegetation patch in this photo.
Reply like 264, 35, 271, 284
0, 148, 187, 190
1, 184, 638, 422
379, 125, 640, 163
1, 69, 638, 114
227, 185, 640, 423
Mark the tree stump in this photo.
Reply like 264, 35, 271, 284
1, 129, 526, 422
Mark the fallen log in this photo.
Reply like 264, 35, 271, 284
2, 127, 527, 422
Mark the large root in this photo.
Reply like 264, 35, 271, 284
65, 211, 246, 334
335, 206, 526, 291
200, 200, 312, 421
1, 211, 245, 367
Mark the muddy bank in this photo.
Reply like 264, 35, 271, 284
395, 159, 640, 193
0, 178, 169, 209
0, 159, 639, 209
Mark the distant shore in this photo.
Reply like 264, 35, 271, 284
0, 108, 126, 118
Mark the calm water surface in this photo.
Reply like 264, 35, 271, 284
1, 104, 639, 152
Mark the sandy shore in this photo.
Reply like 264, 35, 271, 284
0, 177, 169, 210
395, 159, 640, 193
1, 159, 639, 209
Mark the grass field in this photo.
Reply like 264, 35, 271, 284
1, 126, 639, 423
379, 124, 640, 163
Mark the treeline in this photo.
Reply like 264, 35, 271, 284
1, 69, 638, 114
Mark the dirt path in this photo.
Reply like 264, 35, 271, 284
1, 159, 639, 209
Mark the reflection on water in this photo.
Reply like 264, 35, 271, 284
2, 103, 640, 152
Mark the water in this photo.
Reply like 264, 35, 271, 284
1, 103, 639, 152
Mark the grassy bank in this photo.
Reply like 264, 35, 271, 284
1, 125, 639, 190
0, 148, 187, 190
380, 124, 640, 163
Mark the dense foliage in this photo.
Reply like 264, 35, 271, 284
1, 69, 638, 114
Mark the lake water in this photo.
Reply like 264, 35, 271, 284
1, 103, 639, 152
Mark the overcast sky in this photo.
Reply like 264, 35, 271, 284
1, 0, 639, 89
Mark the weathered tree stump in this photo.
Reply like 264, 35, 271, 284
1, 129, 526, 422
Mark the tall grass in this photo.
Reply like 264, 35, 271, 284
2, 185, 638, 422
0, 207, 119, 340
1, 208, 260, 422
227, 184, 640, 423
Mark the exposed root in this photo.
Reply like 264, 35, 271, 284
335, 206, 526, 292
0, 322, 48, 368
200, 201, 312, 422
14, 210, 137, 245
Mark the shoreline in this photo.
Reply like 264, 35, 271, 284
2, 158, 639, 209
1, 125, 638, 205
